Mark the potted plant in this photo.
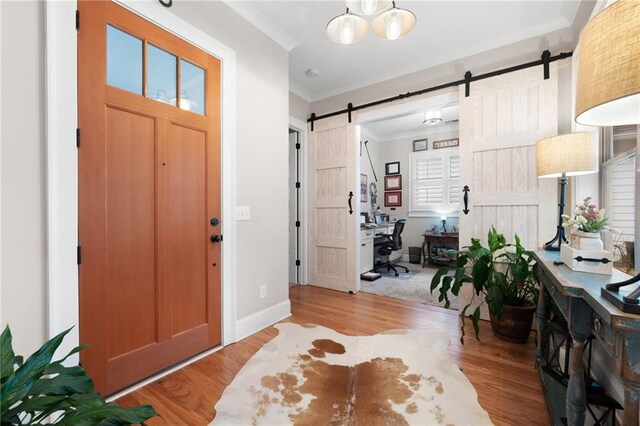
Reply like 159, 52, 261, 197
430, 227, 538, 343
1, 326, 157, 425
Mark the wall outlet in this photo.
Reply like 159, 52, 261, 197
236, 206, 251, 221
259, 285, 267, 299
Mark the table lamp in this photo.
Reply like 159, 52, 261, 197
536, 132, 598, 251
574, 0, 640, 312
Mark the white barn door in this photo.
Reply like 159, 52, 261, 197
458, 63, 559, 317
308, 122, 360, 293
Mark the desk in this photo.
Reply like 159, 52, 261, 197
422, 233, 459, 267
534, 251, 640, 425
360, 224, 402, 274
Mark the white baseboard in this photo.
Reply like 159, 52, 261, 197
235, 299, 291, 341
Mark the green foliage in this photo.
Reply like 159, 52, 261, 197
430, 227, 538, 344
0, 326, 157, 425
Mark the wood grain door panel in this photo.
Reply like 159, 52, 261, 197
78, 0, 221, 395
105, 106, 157, 360
308, 125, 359, 292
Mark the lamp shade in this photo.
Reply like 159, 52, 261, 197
326, 10, 368, 45
371, 6, 416, 40
575, 0, 640, 126
536, 132, 598, 178
346, 0, 392, 16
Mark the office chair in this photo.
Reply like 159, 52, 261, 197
373, 219, 409, 277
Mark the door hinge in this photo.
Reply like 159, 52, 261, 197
76, 128, 81, 148
77, 246, 82, 265
295, 182, 300, 189
295, 221, 301, 228
295, 260, 300, 266
295, 143, 301, 150
75, 10, 80, 31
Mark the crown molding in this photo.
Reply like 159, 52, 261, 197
222, 1, 300, 52
289, 80, 312, 102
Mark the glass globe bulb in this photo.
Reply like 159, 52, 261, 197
361, 0, 378, 15
340, 16, 356, 44
385, 12, 402, 40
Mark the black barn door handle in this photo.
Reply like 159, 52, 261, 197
463, 185, 470, 215
348, 191, 354, 215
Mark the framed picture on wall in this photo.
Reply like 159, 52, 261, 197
360, 174, 368, 203
413, 138, 428, 152
433, 138, 459, 149
384, 175, 402, 191
384, 191, 402, 207
385, 161, 400, 175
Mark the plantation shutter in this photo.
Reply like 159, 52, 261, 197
410, 151, 459, 213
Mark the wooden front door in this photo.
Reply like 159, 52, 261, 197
457, 63, 559, 319
308, 122, 359, 293
78, 0, 221, 395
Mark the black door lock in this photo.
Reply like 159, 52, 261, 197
210, 218, 219, 226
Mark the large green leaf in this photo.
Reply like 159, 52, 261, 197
0, 328, 70, 413
57, 402, 157, 425
1, 326, 17, 383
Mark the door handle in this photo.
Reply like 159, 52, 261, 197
463, 185, 470, 215
210, 234, 223, 243
348, 191, 354, 215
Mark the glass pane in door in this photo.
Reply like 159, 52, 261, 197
147, 44, 177, 106
180, 59, 205, 115
106, 25, 143, 95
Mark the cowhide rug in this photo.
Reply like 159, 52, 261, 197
212, 323, 493, 425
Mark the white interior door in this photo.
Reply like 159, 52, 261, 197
458, 63, 559, 318
308, 122, 359, 293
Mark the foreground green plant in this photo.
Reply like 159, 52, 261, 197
1, 326, 157, 425
430, 227, 538, 343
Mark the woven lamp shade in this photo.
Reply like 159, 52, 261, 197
575, 0, 640, 126
536, 132, 598, 178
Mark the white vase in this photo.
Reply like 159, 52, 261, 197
574, 230, 603, 251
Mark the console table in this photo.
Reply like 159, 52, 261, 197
534, 251, 640, 426
422, 232, 459, 267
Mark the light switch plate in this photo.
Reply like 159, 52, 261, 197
236, 206, 251, 221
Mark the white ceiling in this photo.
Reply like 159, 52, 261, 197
363, 103, 459, 141
237, 1, 583, 101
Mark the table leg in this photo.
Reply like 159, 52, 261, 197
422, 240, 428, 268
623, 383, 640, 426
566, 336, 587, 425
536, 284, 546, 360
566, 298, 591, 426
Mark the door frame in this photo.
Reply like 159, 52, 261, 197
289, 116, 309, 285
45, 0, 237, 363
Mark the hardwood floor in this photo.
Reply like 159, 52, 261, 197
117, 285, 547, 425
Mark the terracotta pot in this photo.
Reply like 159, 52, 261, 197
489, 304, 536, 344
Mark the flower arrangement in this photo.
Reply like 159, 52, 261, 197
562, 197, 612, 234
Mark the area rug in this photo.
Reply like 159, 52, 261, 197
360, 263, 459, 310
211, 323, 492, 425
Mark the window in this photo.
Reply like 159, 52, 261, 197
601, 125, 638, 274
409, 150, 459, 215
105, 25, 206, 116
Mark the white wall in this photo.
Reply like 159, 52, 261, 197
0, 0, 290, 356
289, 91, 310, 124
0, 0, 48, 357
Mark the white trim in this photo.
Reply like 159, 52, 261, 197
45, 0, 238, 367
289, 80, 312, 103
235, 300, 292, 342
221, 0, 299, 52
289, 116, 309, 285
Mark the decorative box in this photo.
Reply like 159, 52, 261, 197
560, 244, 613, 275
